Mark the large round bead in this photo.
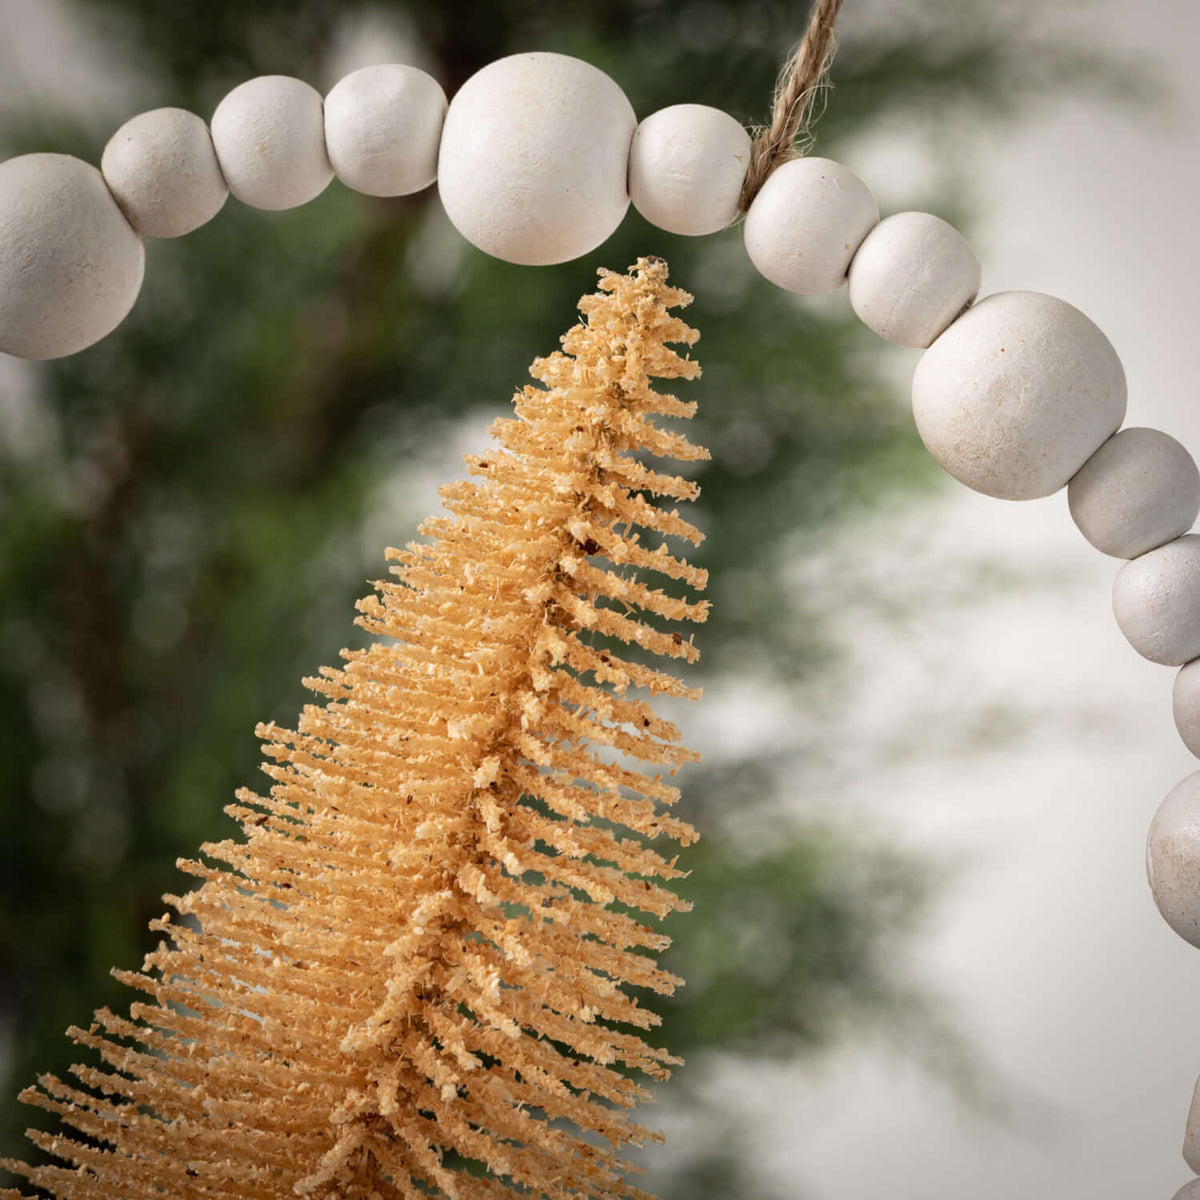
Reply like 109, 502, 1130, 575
0, 153, 144, 360
911, 291, 1127, 500
210, 75, 333, 211
1069, 427, 1200, 559
628, 103, 750, 236
1175, 1183, 1200, 1200
1113, 535, 1200, 666
324, 64, 447, 197
1148, 772, 1200, 948
743, 156, 878, 294
847, 211, 980, 348
437, 52, 635, 266
1175, 660, 1200, 758
101, 107, 228, 238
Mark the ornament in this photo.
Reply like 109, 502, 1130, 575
4, 1, 1200, 1193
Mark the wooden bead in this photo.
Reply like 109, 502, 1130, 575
742, 157, 878, 295
847, 211, 980, 348
912, 291, 1127, 500
324, 64, 447, 198
1185, 1075, 1200, 1173
437, 52, 635, 266
210, 75, 333, 211
101, 107, 228, 239
1148, 772, 1200, 948
1173, 660, 1200, 758
0, 153, 144, 360
1069, 428, 1200, 559
628, 104, 751, 236
1113, 535, 1200, 666
1174, 1183, 1200, 1200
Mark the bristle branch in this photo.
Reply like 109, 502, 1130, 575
4, 258, 708, 1199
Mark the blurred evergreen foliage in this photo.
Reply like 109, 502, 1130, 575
0, 0, 1135, 1192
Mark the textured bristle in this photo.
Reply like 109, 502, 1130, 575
1, 257, 710, 1200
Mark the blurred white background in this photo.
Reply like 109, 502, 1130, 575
3, 0, 1200, 1196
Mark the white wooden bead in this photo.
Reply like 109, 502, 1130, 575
0, 153, 144, 360
210, 75, 333, 211
324, 64, 447, 198
911, 291, 1127, 500
1174, 1183, 1200, 1200
1114, 535, 1200, 666
742, 157, 878, 295
847, 211, 980, 348
1069, 428, 1200, 559
1184, 1075, 1200, 1173
1173, 659, 1200, 757
437, 52, 635, 266
1148, 772, 1200, 947
628, 104, 751, 236
101, 107, 227, 238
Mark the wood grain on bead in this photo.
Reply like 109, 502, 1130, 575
911, 291, 1127, 500
1114, 535, 1200, 666
101, 107, 228, 238
847, 211, 980, 348
324, 64, 447, 198
628, 103, 751, 236
742, 156, 878, 295
1148, 772, 1200, 948
210, 75, 333, 211
437, 52, 635, 266
0, 153, 144, 360
1069, 428, 1200, 559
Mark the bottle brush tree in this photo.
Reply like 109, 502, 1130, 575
0, 258, 710, 1199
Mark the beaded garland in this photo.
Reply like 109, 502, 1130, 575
3, 45, 1200, 1196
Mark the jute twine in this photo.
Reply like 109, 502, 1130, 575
738, 0, 844, 213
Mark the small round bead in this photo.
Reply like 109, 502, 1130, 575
911, 291, 1127, 500
1113, 535, 1200, 666
628, 104, 751, 236
1069, 428, 1200, 559
210, 75, 333, 211
0, 153, 144, 360
101, 107, 228, 239
1184, 1075, 1200, 1173
1174, 1183, 1200, 1200
1148, 772, 1200, 947
742, 157, 878, 295
324, 64, 447, 198
847, 211, 981, 348
437, 52, 635, 266
1174, 660, 1200, 757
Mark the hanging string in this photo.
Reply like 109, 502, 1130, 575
738, 0, 845, 213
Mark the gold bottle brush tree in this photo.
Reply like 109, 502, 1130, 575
0, 258, 710, 1199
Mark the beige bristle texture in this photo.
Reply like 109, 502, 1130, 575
1, 257, 709, 1200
